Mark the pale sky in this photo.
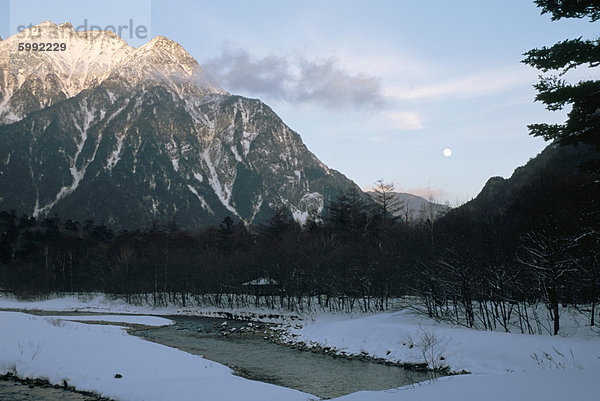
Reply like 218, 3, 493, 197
2, 0, 598, 204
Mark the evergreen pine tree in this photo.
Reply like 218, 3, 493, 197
522, 0, 600, 148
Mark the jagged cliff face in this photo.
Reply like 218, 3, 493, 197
0, 22, 356, 228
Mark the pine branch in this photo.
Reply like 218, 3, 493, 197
535, 0, 600, 21
527, 123, 565, 141
523, 38, 600, 73
534, 79, 600, 110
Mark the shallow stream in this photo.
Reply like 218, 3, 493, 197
133, 316, 431, 399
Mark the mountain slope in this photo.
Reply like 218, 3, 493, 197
0, 22, 357, 228
440, 143, 599, 235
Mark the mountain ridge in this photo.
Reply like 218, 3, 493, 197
439, 142, 599, 237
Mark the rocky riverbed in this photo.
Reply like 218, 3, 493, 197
217, 319, 450, 373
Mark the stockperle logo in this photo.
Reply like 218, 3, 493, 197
15, 19, 149, 41
7, 0, 152, 47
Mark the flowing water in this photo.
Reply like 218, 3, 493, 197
133, 316, 431, 399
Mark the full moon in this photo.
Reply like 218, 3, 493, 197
443, 148, 452, 157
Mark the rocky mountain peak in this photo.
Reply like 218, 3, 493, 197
103, 35, 225, 98
127, 35, 203, 78
0, 22, 135, 123
142, 35, 185, 53
58, 22, 74, 30
0, 22, 227, 124
0, 21, 358, 228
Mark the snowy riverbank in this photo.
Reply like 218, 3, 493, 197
1, 293, 599, 400
0, 311, 315, 401
0, 293, 301, 322
280, 309, 600, 374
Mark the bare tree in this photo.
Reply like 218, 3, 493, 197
370, 179, 403, 223
518, 229, 577, 335
118, 244, 134, 303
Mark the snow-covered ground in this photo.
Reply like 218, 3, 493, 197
0, 311, 315, 401
282, 308, 600, 400
282, 310, 600, 374
46, 314, 174, 327
1, 293, 599, 400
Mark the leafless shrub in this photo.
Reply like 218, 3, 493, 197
530, 347, 575, 370
406, 325, 450, 379
45, 317, 65, 327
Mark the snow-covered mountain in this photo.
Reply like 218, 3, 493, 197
0, 22, 223, 124
0, 22, 357, 228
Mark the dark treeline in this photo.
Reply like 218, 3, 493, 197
0, 147, 598, 335
0, 188, 434, 314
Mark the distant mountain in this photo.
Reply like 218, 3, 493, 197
0, 22, 358, 228
366, 191, 450, 222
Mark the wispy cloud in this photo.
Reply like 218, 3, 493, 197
385, 66, 536, 102
384, 111, 424, 130
203, 48, 384, 109
367, 111, 424, 142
